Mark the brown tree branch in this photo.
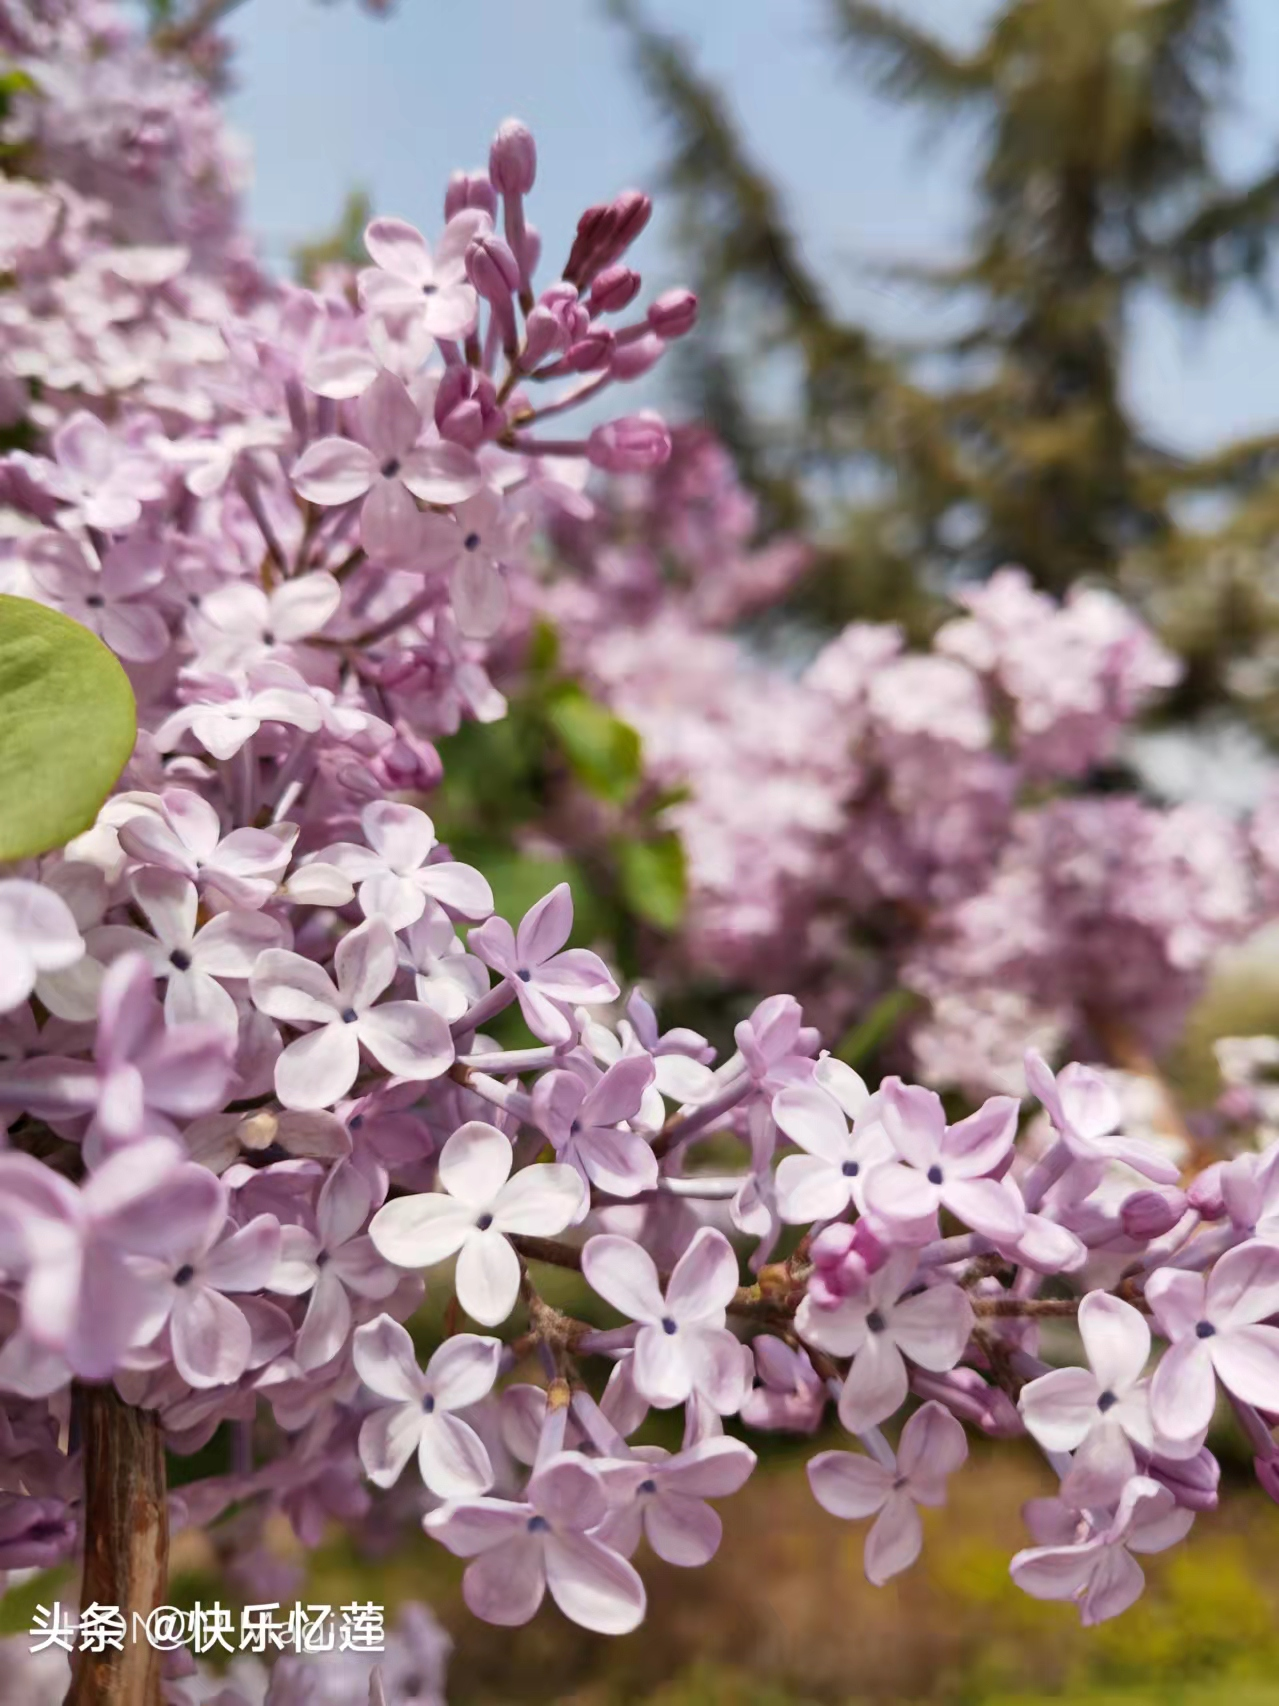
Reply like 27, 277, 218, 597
66, 1384, 169, 1706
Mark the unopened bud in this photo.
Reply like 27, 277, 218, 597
610, 333, 664, 382
1187, 1162, 1226, 1220
489, 119, 537, 197
444, 169, 497, 222
587, 410, 671, 473
434, 366, 502, 449
588, 264, 642, 315
1145, 1444, 1220, 1511
465, 233, 520, 305
1256, 1454, 1279, 1506
374, 729, 444, 793
565, 327, 615, 373
648, 287, 698, 340
1120, 1187, 1187, 1242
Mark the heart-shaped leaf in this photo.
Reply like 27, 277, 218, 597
0, 594, 137, 861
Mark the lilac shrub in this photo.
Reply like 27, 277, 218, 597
1, 6, 1279, 1704
539, 449, 1279, 1094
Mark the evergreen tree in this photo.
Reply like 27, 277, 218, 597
612, 0, 1279, 721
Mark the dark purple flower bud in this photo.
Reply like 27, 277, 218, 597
1120, 1187, 1187, 1241
490, 119, 537, 197
444, 169, 497, 222
588, 264, 642, 315
565, 327, 616, 373
465, 234, 521, 305
1187, 1162, 1226, 1219
1256, 1454, 1279, 1506
588, 411, 671, 472
1145, 1444, 1220, 1511
648, 287, 698, 340
564, 202, 613, 288
564, 191, 652, 289
611, 333, 665, 382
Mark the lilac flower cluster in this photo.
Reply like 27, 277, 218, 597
537, 473, 1279, 1091
2, 7, 1279, 1695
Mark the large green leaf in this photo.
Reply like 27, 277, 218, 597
544, 682, 643, 806
0, 594, 137, 861
614, 831, 687, 932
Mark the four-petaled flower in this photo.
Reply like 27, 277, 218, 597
808, 1400, 968, 1585
317, 801, 492, 931
369, 1120, 583, 1325
469, 883, 618, 1046
354, 1314, 501, 1498
250, 917, 454, 1110
582, 1228, 749, 1413
1146, 1240, 1279, 1440
290, 371, 482, 561
865, 1080, 1025, 1243
797, 1251, 974, 1432
425, 1452, 647, 1634
1010, 1477, 1194, 1626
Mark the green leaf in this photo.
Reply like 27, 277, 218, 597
0, 595, 137, 861
835, 988, 919, 1069
614, 831, 687, 932
526, 617, 561, 677
544, 682, 643, 805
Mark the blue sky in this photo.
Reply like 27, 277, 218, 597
226, 0, 1279, 456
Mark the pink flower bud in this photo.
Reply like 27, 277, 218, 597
518, 226, 542, 281
610, 333, 664, 382
444, 169, 497, 221
522, 284, 587, 368
589, 265, 641, 315
1187, 1161, 1226, 1219
434, 367, 502, 449
587, 411, 671, 473
489, 119, 537, 197
1145, 1445, 1219, 1511
565, 328, 615, 373
647, 288, 698, 340
1256, 1454, 1279, 1506
374, 729, 444, 793
1120, 1187, 1187, 1241
466, 234, 520, 305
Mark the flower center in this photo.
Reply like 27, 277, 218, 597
1097, 1389, 1118, 1413
661, 1316, 678, 1335
421, 1394, 435, 1414
316, 1250, 330, 1269
1195, 1320, 1216, 1339
169, 948, 192, 971
841, 1160, 859, 1177
464, 532, 481, 551
527, 1514, 550, 1533
173, 1264, 195, 1287
638, 1478, 657, 1495
86, 594, 106, 609
341, 1007, 359, 1024
926, 1165, 944, 1185
476, 1213, 494, 1231
515, 967, 532, 983
866, 1310, 886, 1334
422, 282, 437, 296
380, 458, 401, 479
